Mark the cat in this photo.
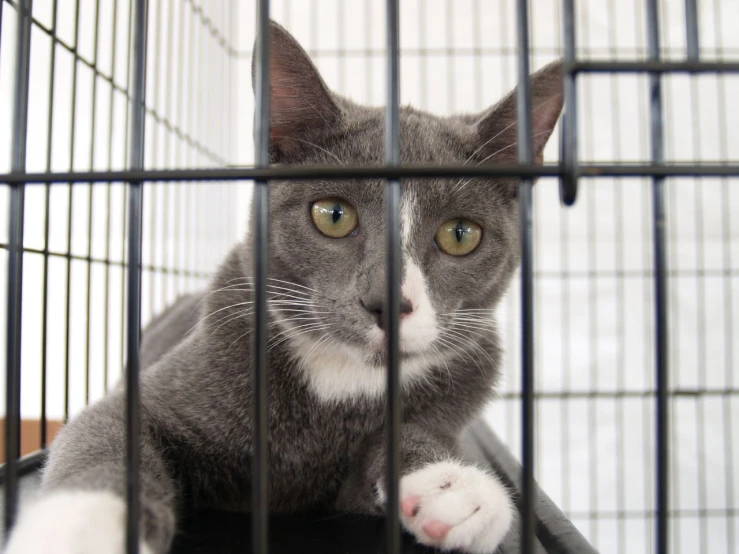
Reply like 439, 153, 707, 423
5, 21, 563, 554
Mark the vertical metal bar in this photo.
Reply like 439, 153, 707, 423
445, 0, 454, 112
126, 0, 149, 552
63, 0, 82, 424
684, 0, 699, 61
148, 0, 163, 320
161, 0, 173, 306
252, 1, 270, 553
561, 0, 578, 206
515, 0, 535, 552
85, 0, 102, 407
120, 0, 134, 387
0, 0, 4, 59
417, 0, 427, 109
713, 1, 736, 547
337, 0, 345, 93
645, 1, 669, 553
104, 0, 120, 393
185, 8, 195, 290
40, 0, 60, 447
385, 1, 401, 554
4, 0, 33, 536
499, 0, 516, 453
472, 0, 482, 110
606, 1, 626, 549
579, 0, 598, 539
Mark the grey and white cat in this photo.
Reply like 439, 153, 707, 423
6, 22, 563, 554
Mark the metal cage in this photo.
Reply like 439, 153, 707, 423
2, 0, 738, 553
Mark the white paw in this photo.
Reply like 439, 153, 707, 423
4, 490, 154, 554
397, 461, 514, 554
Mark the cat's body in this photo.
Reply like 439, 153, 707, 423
5, 22, 563, 554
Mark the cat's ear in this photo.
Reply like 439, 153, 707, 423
472, 60, 564, 165
252, 21, 342, 157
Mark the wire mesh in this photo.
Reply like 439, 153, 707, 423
0, 1, 738, 554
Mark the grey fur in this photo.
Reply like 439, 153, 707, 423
39, 22, 563, 552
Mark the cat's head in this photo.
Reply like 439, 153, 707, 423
250, 22, 563, 402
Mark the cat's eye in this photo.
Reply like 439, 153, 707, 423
311, 198, 359, 238
435, 218, 482, 256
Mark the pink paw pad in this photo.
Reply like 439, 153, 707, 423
422, 520, 452, 540
400, 495, 420, 518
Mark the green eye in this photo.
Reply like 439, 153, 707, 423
311, 198, 358, 238
435, 218, 482, 256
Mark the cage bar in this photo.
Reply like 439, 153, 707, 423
645, 1, 669, 553
126, 0, 149, 552
569, 60, 739, 73
85, 0, 103, 408
684, 0, 699, 61
39, 0, 60, 448
3, 0, 32, 536
252, 1, 270, 553
384, 1, 401, 553
62, 0, 82, 424
561, 0, 577, 206
5, 163, 739, 185
515, 0, 535, 551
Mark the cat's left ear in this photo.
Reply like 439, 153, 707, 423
472, 60, 564, 165
251, 21, 342, 158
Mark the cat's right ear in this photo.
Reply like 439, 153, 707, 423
252, 21, 342, 158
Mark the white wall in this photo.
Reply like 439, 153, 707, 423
1, 1, 738, 552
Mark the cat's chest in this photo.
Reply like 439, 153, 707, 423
271, 391, 384, 458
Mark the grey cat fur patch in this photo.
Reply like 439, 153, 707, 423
26, 20, 563, 553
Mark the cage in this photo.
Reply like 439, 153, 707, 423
1, 0, 738, 553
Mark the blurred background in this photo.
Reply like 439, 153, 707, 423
0, 1, 738, 552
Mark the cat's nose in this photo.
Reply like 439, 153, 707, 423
360, 297, 414, 330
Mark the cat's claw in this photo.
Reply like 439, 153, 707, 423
4, 490, 154, 554
398, 460, 513, 554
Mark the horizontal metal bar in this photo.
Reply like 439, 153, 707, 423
0, 450, 47, 486
6, 246, 733, 280
234, 46, 739, 60
498, 388, 739, 400
0, 244, 210, 277
567, 508, 739, 520
568, 60, 739, 74
3, 164, 739, 185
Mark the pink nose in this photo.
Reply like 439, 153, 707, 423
361, 297, 414, 329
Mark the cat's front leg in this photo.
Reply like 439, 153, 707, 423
391, 460, 513, 554
337, 424, 514, 553
4, 393, 177, 554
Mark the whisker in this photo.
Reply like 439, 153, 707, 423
270, 316, 323, 325
300, 332, 334, 365
428, 343, 453, 392
440, 327, 497, 366
268, 321, 329, 344
435, 333, 487, 380
450, 319, 497, 330
268, 324, 333, 352
209, 309, 254, 335
229, 276, 320, 294
271, 309, 332, 314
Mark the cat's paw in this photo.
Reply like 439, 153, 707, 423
397, 460, 513, 554
4, 490, 154, 554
